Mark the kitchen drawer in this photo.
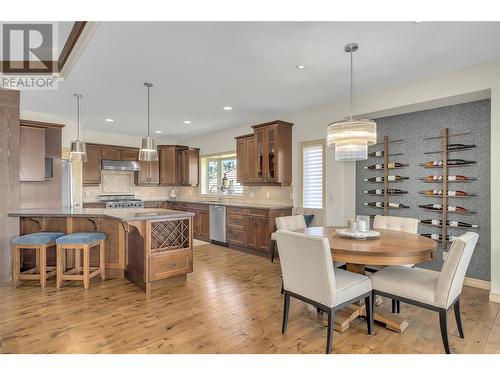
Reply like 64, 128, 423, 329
226, 228, 246, 247
227, 206, 246, 215
148, 251, 190, 281
188, 203, 209, 211
227, 214, 246, 230
83, 202, 105, 208
246, 208, 269, 218
144, 201, 160, 208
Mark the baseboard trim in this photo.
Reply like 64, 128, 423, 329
489, 292, 500, 304
415, 266, 491, 291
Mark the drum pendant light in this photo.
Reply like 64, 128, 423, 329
139, 82, 158, 161
327, 43, 376, 161
70, 93, 87, 162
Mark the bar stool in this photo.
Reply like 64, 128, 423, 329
12, 232, 66, 288
56, 232, 106, 289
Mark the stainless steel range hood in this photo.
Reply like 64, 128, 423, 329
101, 159, 141, 171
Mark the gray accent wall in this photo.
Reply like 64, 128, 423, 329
356, 99, 491, 281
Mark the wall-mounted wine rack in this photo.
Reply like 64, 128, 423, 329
419, 128, 478, 249
364, 135, 409, 215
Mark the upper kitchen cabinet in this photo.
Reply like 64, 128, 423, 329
235, 134, 256, 183
158, 146, 199, 186
19, 125, 46, 181
178, 148, 200, 186
235, 120, 292, 185
101, 146, 122, 160
121, 148, 139, 161
135, 160, 159, 185
82, 144, 102, 186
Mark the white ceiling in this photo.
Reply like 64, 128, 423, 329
20, 21, 500, 140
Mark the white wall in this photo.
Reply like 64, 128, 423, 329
181, 59, 500, 300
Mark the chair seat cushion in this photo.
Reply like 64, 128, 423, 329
334, 269, 372, 307
370, 266, 439, 306
56, 232, 107, 245
12, 232, 66, 245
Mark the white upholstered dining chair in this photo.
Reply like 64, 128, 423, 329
371, 215, 420, 313
370, 231, 479, 354
275, 230, 373, 354
270, 215, 307, 263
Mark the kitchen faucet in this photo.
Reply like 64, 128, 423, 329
209, 173, 232, 203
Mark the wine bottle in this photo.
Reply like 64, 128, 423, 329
422, 233, 458, 241
364, 202, 409, 208
447, 143, 476, 151
364, 189, 408, 195
364, 162, 408, 170
418, 204, 470, 213
420, 159, 476, 168
420, 175, 477, 182
364, 175, 409, 182
420, 190, 473, 197
368, 150, 384, 157
420, 219, 478, 228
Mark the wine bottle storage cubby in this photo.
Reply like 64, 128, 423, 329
420, 128, 478, 249
364, 136, 409, 215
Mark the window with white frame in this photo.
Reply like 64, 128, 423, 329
201, 153, 243, 196
300, 140, 325, 209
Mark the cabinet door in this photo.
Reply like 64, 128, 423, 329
121, 149, 138, 161
254, 128, 267, 182
246, 137, 256, 182
177, 150, 187, 185
266, 126, 277, 182
148, 160, 160, 184
19, 126, 46, 181
135, 160, 151, 184
198, 210, 210, 240
236, 138, 246, 182
255, 218, 270, 252
187, 149, 199, 187
101, 147, 121, 160
159, 147, 177, 185
83, 145, 102, 185
246, 217, 257, 249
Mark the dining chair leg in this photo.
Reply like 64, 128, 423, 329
439, 310, 451, 354
326, 308, 335, 354
280, 280, 284, 295
392, 299, 396, 313
270, 240, 276, 263
396, 300, 400, 313
281, 291, 290, 334
453, 298, 464, 339
365, 294, 373, 335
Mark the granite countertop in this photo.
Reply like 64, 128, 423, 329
146, 199, 293, 210
9, 208, 195, 222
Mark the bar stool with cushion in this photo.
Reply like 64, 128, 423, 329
275, 230, 373, 354
370, 232, 479, 354
56, 232, 106, 289
12, 232, 66, 288
370, 215, 419, 312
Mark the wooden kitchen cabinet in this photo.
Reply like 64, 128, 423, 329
159, 146, 179, 185
236, 134, 255, 183
19, 125, 46, 182
101, 146, 122, 160
82, 144, 102, 185
169, 202, 210, 241
121, 148, 139, 161
178, 148, 199, 186
135, 160, 159, 185
235, 120, 292, 185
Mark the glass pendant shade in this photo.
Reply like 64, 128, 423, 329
70, 139, 87, 162
139, 136, 158, 161
327, 119, 377, 161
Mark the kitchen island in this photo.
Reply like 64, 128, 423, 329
9, 208, 195, 293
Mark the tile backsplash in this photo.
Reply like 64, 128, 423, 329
83, 171, 293, 205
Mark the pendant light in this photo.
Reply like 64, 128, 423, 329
70, 93, 87, 162
139, 82, 158, 161
327, 43, 376, 161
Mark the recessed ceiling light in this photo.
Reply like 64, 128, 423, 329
223, 106, 232, 111
155, 130, 162, 134
296, 65, 305, 69
105, 118, 114, 123
183, 120, 192, 124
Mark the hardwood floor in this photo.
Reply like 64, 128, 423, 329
1, 243, 499, 354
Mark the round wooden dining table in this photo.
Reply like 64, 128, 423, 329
293, 226, 437, 333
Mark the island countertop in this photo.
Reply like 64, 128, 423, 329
8, 208, 195, 222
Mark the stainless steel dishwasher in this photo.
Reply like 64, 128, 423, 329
209, 204, 227, 244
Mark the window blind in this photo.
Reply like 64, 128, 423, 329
302, 143, 323, 209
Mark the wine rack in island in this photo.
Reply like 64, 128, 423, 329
363, 135, 410, 215
418, 128, 478, 249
